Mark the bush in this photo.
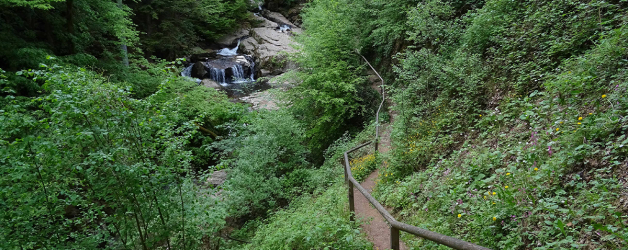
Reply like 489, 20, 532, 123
0, 64, 227, 249
243, 182, 373, 250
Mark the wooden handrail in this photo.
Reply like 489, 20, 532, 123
344, 52, 492, 250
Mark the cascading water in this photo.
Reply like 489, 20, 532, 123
181, 38, 256, 86
217, 40, 241, 56
180, 64, 202, 84
181, 64, 193, 77
209, 67, 226, 84
249, 57, 255, 81
231, 64, 246, 81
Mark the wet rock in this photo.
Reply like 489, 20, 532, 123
285, 4, 305, 26
190, 51, 217, 63
191, 62, 207, 78
242, 26, 298, 74
215, 28, 250, 47
202, 79, 224, 90
260, 69, 271, 77
235, 55, 251, 67
197, 11, 298, 81
261, 10, 294, 27
252, 13, 278, 28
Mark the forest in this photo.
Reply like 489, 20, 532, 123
0, 0, 627, 249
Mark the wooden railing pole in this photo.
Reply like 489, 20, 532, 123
345, 156, 355, 221
348, 180, 355, 222
391, 227, 400, 250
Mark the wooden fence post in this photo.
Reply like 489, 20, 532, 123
391, 227, 400, 250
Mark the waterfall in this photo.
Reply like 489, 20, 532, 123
231, 64, 245, 80
181, 64, 193, 77
209, 68, 226, 84
249, 58, 255, 81
182, 42, 255, 85
217, 40, 241, 56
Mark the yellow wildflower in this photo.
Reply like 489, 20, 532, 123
492, 192, 496, 195
506, 173, 510, 175
505, 186, 509, 189
577, 122, 581, 125
578, 117, 582, 121
458, 214, 462, 218
534, 168, 538, 171
556, 128, 560, 131
602, 94, 607, 98
493, 217, 497, 221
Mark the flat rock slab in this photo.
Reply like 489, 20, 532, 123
240, 90, 281, 110
206, 170, 227, 186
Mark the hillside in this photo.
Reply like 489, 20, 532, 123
1, 0, 627, 249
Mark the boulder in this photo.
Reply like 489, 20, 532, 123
285, 4, 305, 26
252, 13, 278, 28
191, 62, 207, 78
202, 79, 223, 90
190, 51, 217, 63
215, 28, 250, 47
260, 69, 271, 77
206, 170, 227, 186
261, 10, 302, 33
240, 90, 281, 110
235, 55, 251, 67
261, 10, 293, 26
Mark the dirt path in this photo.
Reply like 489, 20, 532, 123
354, 73, 407, 250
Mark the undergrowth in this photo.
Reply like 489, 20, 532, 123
374, 20, 628, 250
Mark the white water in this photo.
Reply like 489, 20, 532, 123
231, 64, 245, 79
181, 64, 193, 77
180, 64, 202, 84
217, 40, 241, 56
249, 58, 255, 81
181, 39, 256, 85
278, 24, 291, 33
210, 68, 226, 84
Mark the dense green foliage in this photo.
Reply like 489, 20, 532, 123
213, 110, 312, 218
3, 0, 627, 248
0, 0, 137, 70
244, 182, 372, 250
288, 0, 382, 162
238, 128, 375, 250
312, 0, 628, 248
0, 0, 374, 248
0, 0, 246, 71
291, 0, 628, 249
128, 0, 247, 59
0, 63, 231, 249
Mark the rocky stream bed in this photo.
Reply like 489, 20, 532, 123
181, 5, 301, 110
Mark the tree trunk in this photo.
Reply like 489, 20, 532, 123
66, 0, 75, 54
118, 0, 129, 67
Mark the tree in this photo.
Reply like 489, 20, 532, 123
0, 0, 65, 9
